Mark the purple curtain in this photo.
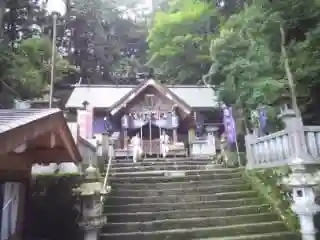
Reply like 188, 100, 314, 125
258, 106, 267, 135
93, 117, 105, 134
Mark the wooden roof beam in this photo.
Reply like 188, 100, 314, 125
110, 79, 192, 116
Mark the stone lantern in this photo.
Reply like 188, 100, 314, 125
206, 125, 219, 156
76, 165, 110, 240
282, 157, 320, 240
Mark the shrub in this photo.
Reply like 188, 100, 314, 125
24, 174, 82, 240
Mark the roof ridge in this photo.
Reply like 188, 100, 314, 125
71, 84, 213, 88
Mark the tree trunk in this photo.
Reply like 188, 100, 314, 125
280, 24, 301, 116
0, 0, 6, 40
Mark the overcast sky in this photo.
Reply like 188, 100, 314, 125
46, 0, 152, 15
45, 0, 66, 14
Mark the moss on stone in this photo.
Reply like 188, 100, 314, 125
243, 167, 299, 232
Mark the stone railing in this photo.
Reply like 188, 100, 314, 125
245, 130, 292, 168
304, 126, 320, 159
245, 109, 320, 169
244, 108, 320, 240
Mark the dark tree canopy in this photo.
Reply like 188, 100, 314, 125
0, 0, 149, 106
147, 0, 320, 125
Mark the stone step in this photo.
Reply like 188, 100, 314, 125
111, 183, 252, 197
106, 204, 271, 222
109, 170, 242, 183
111, 164, 210, 172
112, 157, 211, 164
110, 178, 247, 190
111, 167, 240, 175
105, 197, 261, 212
111, 159, 212, 167
103, 213, 279, 233
100, 221, 287, 240
111, 166, 239, 173
106, 190, 257, 205
196, 232, 300, 240
111, 159, 212, 165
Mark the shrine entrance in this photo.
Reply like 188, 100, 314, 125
128, 124, 161, 140
110, 79, 193, 157
125, 109, 178, 156
122, 93, 180, 156
127, 123, 163, 156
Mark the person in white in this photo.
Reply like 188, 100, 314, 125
160, 130, 170, 158
131, 133, 142, 163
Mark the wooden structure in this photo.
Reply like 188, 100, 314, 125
66, 79, 222, 158
0, 108, 81, 240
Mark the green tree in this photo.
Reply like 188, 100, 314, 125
147, 0, 320, 126
147, 0, 214, 84
0, 37, 74, 101
207, 4, 285, 108
52, 0, 149, 84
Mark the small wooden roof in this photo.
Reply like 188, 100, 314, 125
109, 79, 192, 116
0, 108, 82, 177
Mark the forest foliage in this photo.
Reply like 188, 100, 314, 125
147, 0, 320, 125
1, 0, 320, 126
0, 0, 148, 105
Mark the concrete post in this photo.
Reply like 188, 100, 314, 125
278, 107, 314, 164
244, 133, 255, 169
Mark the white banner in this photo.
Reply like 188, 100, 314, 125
77, 108, 93, 139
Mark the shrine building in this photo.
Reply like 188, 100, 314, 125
65, 79, 222, 157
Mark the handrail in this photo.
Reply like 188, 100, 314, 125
101, 146, 112, 203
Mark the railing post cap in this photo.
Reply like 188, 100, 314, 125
277, 107, 296, 120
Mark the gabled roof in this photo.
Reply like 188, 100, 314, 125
65, 82, 218, 109
0, 108, 81, 163
109, 79, 192, 115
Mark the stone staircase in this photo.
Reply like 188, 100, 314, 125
100, 158, 299, 240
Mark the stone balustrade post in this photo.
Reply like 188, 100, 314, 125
279, 107, 320, 240
244, 133, 256, 169
278, 107, 313, 164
